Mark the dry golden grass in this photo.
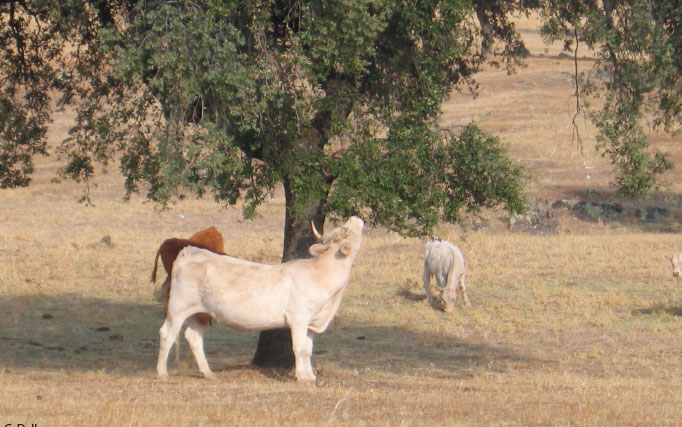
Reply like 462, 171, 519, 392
2, 16, 682, 426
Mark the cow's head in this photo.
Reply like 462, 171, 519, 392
440, 283, 467, 313
665, 253, 682, 278
441, 285, 457, 313
309, 216, 364, 258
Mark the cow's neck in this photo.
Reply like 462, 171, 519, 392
312, 248, 354, 291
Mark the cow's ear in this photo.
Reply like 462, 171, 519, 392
339, 243, 352, 256
309, 244, 327, 257
665, 255, 672, 261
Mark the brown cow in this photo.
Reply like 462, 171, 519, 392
151, 226, 227, 326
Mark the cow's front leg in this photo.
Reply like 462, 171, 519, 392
422, 267, 435, 305
288, 319, 316, 385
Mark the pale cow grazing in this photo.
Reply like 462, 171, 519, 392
422, 239, 471, 312
156, 216, 365, 384
665, 253, 682, 277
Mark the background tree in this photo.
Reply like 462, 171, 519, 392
7, 0, 682, 368
541, 0, 680, 197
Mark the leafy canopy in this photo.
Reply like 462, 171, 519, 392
42, 0, 527, 237
6, 1, 682, 235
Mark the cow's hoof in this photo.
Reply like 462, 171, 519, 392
203, 372, 217, 380
297, 378, 317, 386
158, 373, 170, 381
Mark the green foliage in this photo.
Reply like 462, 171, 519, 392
0, 97, 47, 188
0, 0, 134, 189
328, 122, 527, 236
46, 0, 530, 238
17, 1, 682, 238
5, 1, 682, 206
445, 124, 527, 219
0, 0, 70, 188
592, 106, 674, 198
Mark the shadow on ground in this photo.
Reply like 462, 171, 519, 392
0, 294, 547, 380
396, 289, 427, 302
632, 304, 682, 317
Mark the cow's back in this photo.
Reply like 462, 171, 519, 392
173, 246, 289, 330
161, 237, 227, 274
189, 226, 225, 253
424, 240, 453, 272
424, 240, 466, 281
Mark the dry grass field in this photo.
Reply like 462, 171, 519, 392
2, 16, 682, 426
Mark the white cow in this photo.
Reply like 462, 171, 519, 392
665, 253, 682, 277
422, 239, 471, 312
156, 216, 364, 384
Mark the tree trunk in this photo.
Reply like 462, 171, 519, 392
475, 4, 494, 56
251, 328, 295, 368
281, 181, 327, 263
251, 178, 328, 368
251, 77, 347, 369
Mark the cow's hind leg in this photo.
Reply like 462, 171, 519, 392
457, 273, 472, 308
153, 276, 183, 364
157, 317, 182, 379
184, 316, 215, 379
157, 311, 192, 379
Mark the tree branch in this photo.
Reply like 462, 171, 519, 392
571, 26, 583, 153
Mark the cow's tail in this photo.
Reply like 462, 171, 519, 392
151, 247, 161, 283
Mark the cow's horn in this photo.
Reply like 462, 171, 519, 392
311, 221, 323, 241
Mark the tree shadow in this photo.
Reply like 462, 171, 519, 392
314, 322, 550, 380
396, 289, 427, 302
632, 304, 682, 317
0, 294, 549, 380
0, 294, 170, 375
396, 289, 452, 312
